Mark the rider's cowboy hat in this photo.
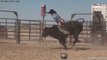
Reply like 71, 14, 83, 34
48, 9, 57, 14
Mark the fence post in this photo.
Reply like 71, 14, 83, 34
39, 21, 43, 44
29, 21, 31, 40
5, 19, 8, 38
15, 19, 20, 44
0, 10, 20, 43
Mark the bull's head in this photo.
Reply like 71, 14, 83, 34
42, 27, 50, 37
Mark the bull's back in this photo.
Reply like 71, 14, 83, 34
64, 21, 83, 34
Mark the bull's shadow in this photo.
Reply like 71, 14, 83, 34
42, 18, 84, 49
50, 47, 90, 50
51, 47, 71, 50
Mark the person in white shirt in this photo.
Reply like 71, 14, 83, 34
47, 9, 65, 27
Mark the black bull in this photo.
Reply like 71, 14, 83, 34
42, 18, 84, 49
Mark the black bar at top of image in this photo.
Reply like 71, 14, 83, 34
0, 0, 20, 2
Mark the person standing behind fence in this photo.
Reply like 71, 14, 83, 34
47, 9, 65, 27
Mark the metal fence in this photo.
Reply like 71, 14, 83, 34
0, 18, 41, 41
0, 10, 106, 44
0, 18, 107, 44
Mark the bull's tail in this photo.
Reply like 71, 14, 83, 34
75, 18, 85, 24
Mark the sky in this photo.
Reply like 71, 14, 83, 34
0, 0, 107, 21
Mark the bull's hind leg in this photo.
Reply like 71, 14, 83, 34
72, 34, 79, 46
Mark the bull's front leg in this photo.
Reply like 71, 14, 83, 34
58, 39, 67, 49
69, 35, 72, 45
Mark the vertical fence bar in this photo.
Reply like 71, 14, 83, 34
29, 21, 31, 40
35, 23, 37, 40
5, 19, 8, 38
39, 21, 43, 44
40, 21, 42, 43
15, 19, 20, 44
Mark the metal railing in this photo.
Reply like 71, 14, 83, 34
0, 18, 41, 42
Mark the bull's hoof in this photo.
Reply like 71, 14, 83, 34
72, 44, 75, 46
70, 47, 73, 49
65, 48, 68, 50
77, 40, 81, 43
64, 46, 69, 50
65, 48, 69, 50
64, 47, 67, 50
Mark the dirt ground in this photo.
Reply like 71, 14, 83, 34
0, 39, 107, 60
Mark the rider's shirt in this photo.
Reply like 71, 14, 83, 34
52, 13, 62, 23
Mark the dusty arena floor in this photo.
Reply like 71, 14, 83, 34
0, 39, 107, 60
